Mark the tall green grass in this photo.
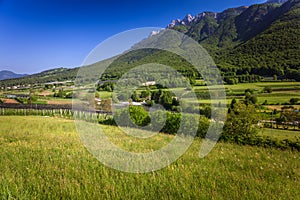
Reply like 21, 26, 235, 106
0, 116, 299, 199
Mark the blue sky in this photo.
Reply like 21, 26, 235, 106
0, 0, 265, 74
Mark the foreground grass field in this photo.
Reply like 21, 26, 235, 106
0, 116, 299, 199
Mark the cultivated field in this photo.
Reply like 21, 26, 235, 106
0, 116, 299, 199
194, 81, 300, 105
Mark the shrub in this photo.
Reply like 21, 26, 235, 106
263, 86, 272, 93
104, 106, 210, 136
197, 116, 210, 138
113, 106, 150, 127
262, 100, 268, 105
289, 98, 299, 105
222, 102, 259, 143
240, 136, 300, 151
162, 112, 181, 134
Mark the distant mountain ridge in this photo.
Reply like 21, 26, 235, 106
167, 0, 288, 29
0, 67, 78, 87
0, 70, 28, 81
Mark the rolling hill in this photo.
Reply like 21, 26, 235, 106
0, 68, 78, 87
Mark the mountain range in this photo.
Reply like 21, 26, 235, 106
1, 0, 299, 86
0, 70, 27, 81
168, 0, 300, 79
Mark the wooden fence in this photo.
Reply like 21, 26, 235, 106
0, 105, 112, 123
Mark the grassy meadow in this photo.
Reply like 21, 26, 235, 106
259, 128, 300, 142
0, 116, 299, 199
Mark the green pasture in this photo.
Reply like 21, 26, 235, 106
259, 128, 300, 142
96, 91, 112, 99
257, 92, 300, 105
226, 82, 300, 91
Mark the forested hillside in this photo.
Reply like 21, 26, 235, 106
170, 0, 300, 82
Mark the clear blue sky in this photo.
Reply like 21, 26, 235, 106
0, 0, 265, 74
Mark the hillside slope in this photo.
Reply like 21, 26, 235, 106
170, 0, 300, 81
218, 0, 300, 78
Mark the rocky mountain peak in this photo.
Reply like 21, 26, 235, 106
182, 14, 195, 24
195, 12, 218, 20
167, 12, 218, 28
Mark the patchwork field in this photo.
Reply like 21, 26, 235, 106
0, 116, 299, 199
1, 81, 299, 108
193, 81, 300, 105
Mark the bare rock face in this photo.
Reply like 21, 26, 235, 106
195, 12, 218, 21
182, 14, 195, 25
167, 12, 218, 28
167, 19, 182, 28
